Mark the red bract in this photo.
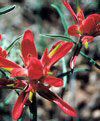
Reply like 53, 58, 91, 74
0, 34, 2, 41
0, 46, 8, 58
37, 83, 77, 117
0, 30, 77, 120
63, 0, 100, 69
63, 0, 100, 45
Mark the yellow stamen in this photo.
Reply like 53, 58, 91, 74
78, 30, 83, 35
29, 91, 34, 103
4, 68, 13, 71
48, 44, 61, 58
7, 84, 14, 87
48, 71, 53, 75
77, 6, 81, 13
84, 41, 88, 49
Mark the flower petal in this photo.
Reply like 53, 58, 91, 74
41, 48, 50, 66
80, 14, 100, 35
63, 0, 78, 22
0, 34, 2, 41
37, 83, 77, 117
21, 30, 38, 66
14, 80, 27, 89
77, 8, 85, 24
12, 91, 29, 120
68, 25, 80, 37
0, 56, 21, 68
11, 67, 28, 77
0, 47, 8, 58
82, 36, 94, 43
48, 41, 73, 69
44, 76, 63, 87
28, 57, 43, 80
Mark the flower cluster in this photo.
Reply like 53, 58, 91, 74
0, 30, 77, 120
63, 0, 100, 69
0, 1, 99, 120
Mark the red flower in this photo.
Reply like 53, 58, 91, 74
63, 0, 100, 45
0, 30, 77, 120
0, 34, 2, 41
0, 46, 8, 58
63, 0, 100, 69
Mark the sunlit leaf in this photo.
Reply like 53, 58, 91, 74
74, 68, 90, 73
0, 5, 15, 15
62, 57, 68, 88
40, 34, 75, 43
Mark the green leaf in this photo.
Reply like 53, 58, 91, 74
74, 68, 90, 73
0, 5, 15, 15
40, 34, 75, 43
0, 69, 9, 78
80, 51, 100, 69
6, 35, 22, 53
51, 4, 68, 35
57, 68, 90, 78
62, 57, 68, 88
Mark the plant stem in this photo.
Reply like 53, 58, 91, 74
29, 93, 37, 121
57, 70, 72, 78
80, 51, 100, 69
41, 33, 100, 69
57, 68, 90, 78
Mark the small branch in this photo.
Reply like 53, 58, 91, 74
57, 68, 90, 78
57, 70, 72, 78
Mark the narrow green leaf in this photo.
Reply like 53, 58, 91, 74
74, 68, 90, 73
0, 5, 15, 15
62, 57, 68, 88
51, 4, 68, 35
80, 51, 100, 69
6, 35, 22, 53
57, 68, 90, 78
0, 69, 9, 78
40, 34, 75, 43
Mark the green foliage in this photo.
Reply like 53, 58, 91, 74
62, 57, 68, 88
40, 34, 75, 42
0, 5, 15, 15
51, 4, 68, 35
74, 68, 90, 73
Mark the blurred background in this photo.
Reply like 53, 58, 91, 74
0, 0, 100, 121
